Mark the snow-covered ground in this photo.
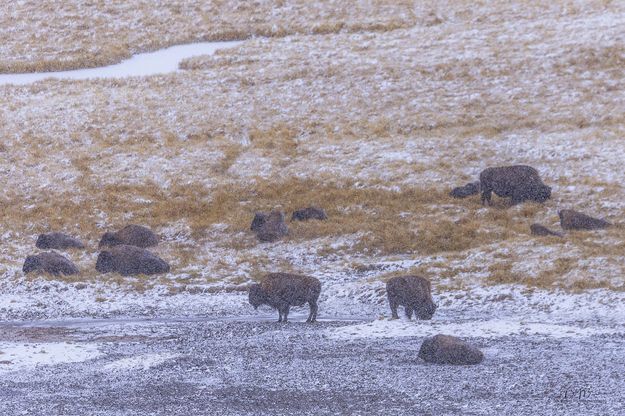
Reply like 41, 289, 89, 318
0, 2, 624, 412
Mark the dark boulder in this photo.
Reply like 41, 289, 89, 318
530, 223, 563, 238
36, 232, 85, 250
386, 275, 437, 320
480, 165, 551, 205
418, 334, 484, 365
291, 206, 328, 221
22, 252, 79, 276
254, 210, 288, 242
559, 209, 611, 230
99, 224, 159, 248
96, 245, 170, 276
449, 182, 481, 199
249, 272, 321, 322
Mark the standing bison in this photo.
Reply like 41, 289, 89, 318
386, 275, 436, 320
249, 273, 321, 323
479, 165, 551, 205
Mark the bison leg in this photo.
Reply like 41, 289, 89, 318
389, 299, 399, 319
282, 305, 290, 323
278, 308, 283, 323
481, 189, 492, 206
307, 301, 318, 323
405, 307, 413, 320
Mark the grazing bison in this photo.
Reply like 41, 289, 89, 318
559, 209, 611, 230
252, 210, 288, 242
36, 232, 85, 250
418, 334, 484, 365
96, 245, 170, 276
249, 273, 321, 323
479, 165, 551, 205
449, 182, 481, 199
530, 223, 563, 238
386, 275, 436, 320
291, 206, 328, 221
99, 224, 159, 248
22, 252, 79, 276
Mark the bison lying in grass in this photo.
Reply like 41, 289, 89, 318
23, 252, 79, 276
249, 273, 321, 323
386, 275, 437, 320
96, 245, 170, 276
99, 224, 159, 248
559, 209, 611, 230
36, 232, 85, 250
480, 165, 551, 205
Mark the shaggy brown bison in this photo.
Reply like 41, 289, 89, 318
559, 209, 611, 230
530, 223, 563, 238
251, 210, 288, 242
449, 182, 481, 199
418, 334, 484, 365
98, 224, 159, 248
386, 275, 436, 320
36, 232, 85, 250
249, 273, 321, 323
291, 206, 328, 221
96, 245, 170, 276
479, 165, 551, 205
23, 252, 79, 276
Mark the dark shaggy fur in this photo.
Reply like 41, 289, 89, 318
386, 275, 436, 320
418, 334, 484, 365
479, 165, 551, 205
449, 182, 481, 199
96, 245, 170, 276
249, 273, 321, 322
22, 252, 79, 276
250, 212, 269, 232
98, 224, 159, 248
530, 223, 563, 238
36, 232, 85, 250
559, 209, 611, 230
253, 210, 288, 242
291, 206, 328, 221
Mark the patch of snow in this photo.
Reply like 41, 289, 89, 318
0, 342, 101, 373
0, 41, 242, 85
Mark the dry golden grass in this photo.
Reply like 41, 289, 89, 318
0, 0, 416, 73
1, 1, 625, 295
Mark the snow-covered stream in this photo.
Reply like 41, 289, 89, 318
0, 40, 242, 85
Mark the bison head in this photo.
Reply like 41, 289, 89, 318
22, 256, 41, 273
416, 300, 437, 320
533, 184, 551, 203
99, 232, 120, 248
248, 283, 266, 309
95, 251, 115, 273
35, 234, 53, 249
